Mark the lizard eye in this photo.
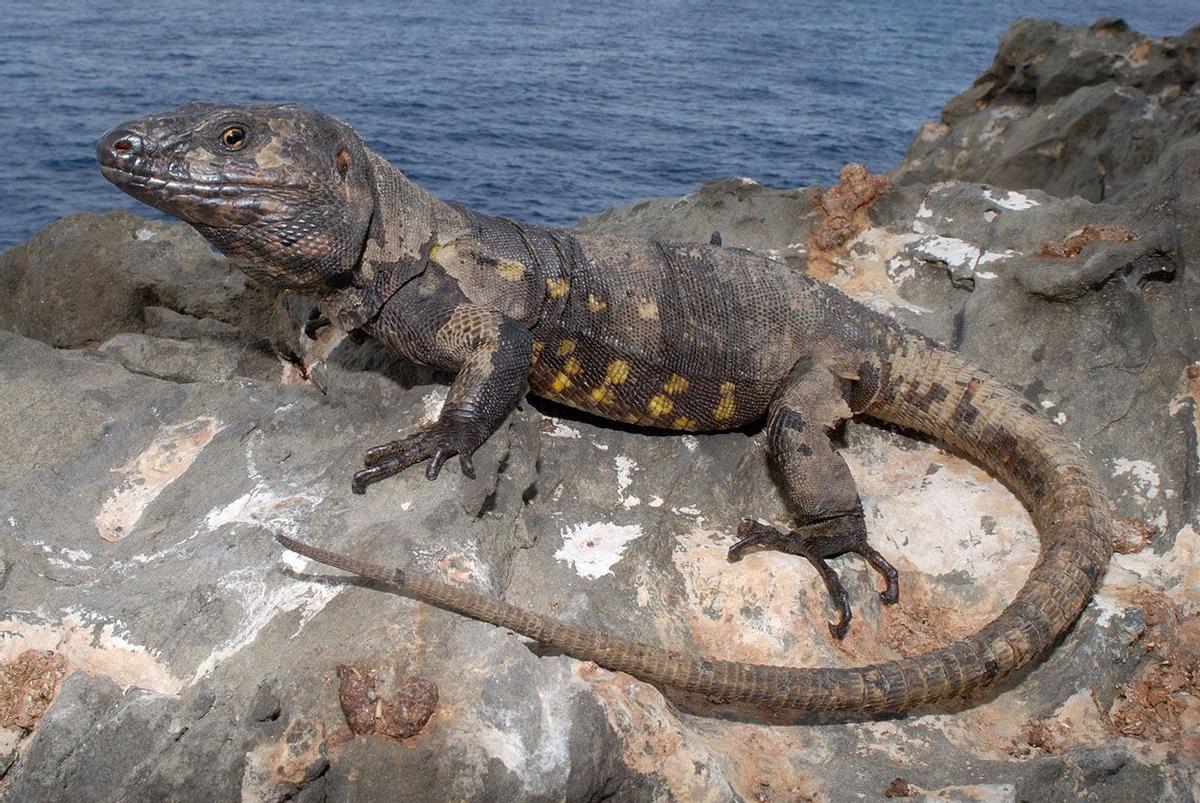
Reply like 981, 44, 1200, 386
220, 126, 247, 150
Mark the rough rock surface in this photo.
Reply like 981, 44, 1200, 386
1, 18, 1198, 802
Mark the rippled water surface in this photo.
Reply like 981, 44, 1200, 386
0, 1, 1194, 248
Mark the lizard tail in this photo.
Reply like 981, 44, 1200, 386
277, 336, 1112, 712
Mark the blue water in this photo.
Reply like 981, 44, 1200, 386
0, 2, 1194, 250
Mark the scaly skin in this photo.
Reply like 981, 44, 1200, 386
98, 103, 1113, 712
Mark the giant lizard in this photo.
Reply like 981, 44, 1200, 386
97, 103, 1113, 712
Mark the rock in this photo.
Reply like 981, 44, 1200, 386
98, 333, 243, 383
894, 20, 1200, 202
0, 211, 278, 349
2, 18, 1198, 801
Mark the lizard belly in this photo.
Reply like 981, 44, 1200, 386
527, 330, 777, 431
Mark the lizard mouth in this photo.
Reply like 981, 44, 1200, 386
98, 159, 294, 228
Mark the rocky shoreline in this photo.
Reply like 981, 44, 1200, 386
1, 19, 1197, 802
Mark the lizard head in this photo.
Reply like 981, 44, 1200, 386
98, 102, 374, 291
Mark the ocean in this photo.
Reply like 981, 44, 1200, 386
0, 1, 1194, 250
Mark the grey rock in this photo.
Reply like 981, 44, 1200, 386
895, 19, 1200, 203
98, 332, 243, 383
0, 211, 278, 348
143, 305, 241, 341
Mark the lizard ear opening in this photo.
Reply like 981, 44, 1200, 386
336, 147, 352, 177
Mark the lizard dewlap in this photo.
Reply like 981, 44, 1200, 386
98, 103, 1113, 713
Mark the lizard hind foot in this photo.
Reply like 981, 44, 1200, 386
726, 515, 899, 641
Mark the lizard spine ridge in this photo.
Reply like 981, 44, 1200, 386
280, 334, 1113, 712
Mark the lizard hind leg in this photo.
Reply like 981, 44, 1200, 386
726, 362, 899, 639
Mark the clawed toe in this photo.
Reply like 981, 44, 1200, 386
352, 460, 406, 494
855, 544, 900, 606
727, 519, 784, 562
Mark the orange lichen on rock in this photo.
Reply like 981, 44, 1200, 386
884, 777, 918, 797
1113, 516, 1157, 555
0, 649, 68, 732
1006, 718, 1063, 757
809, 163, 892, 256
336, 658, 438, 741
1107, 592, 1200, 743
1038, 224, 1134, 258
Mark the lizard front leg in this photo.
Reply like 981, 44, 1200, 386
352, 303, 533, 494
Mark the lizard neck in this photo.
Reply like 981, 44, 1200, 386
357, 150, 450, 282
318, 151, 450, 332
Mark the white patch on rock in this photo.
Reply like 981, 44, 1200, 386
0, 610, 184, 694
95, 417, 223, 542
614, 455, 637, 502
1111, 458, 1162, 500
134, 227, 156, 241
279, 549, 310, 573
554, 522, 644, 580
648, 496, 664, 508
915, 236, 1014, 281
681, 435, 699, 452
1053, 412, 1067, 425
982, 189, 1038, 210
191, 567, 341, 682
470, 680, 579, 795
204, 487, 320, 537
918, 235, 979, 269
1100, 525, 1200, 622
545, 418, 581, 439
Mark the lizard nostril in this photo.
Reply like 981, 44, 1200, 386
113, 138, 134, 153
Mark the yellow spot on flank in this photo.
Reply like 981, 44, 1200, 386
604, 360, 630, 385
713, 395, 736, 421
636, 298, 659, 320
555, 340, 576, 357
532, 341, 545, 358
546, 277, 570, 298
663, 373, 689, 395
673, 416, 696, 429
647, 394, 674, 417
587, 294, 608, 313
590, 387, 616, 405
563, 357, 582, 376
550, 372, 573, 393
719, 381, 736, 396
496, 259, 526, 281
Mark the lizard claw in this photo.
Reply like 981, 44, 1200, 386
426, 447, 452, 481
727, 519, 784, 562
303, 309, 331, 340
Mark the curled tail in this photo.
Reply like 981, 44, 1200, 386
279, 336, 1112, 712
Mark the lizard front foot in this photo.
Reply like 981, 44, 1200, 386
728, 516, 899, 640
352, 421, 481, 494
